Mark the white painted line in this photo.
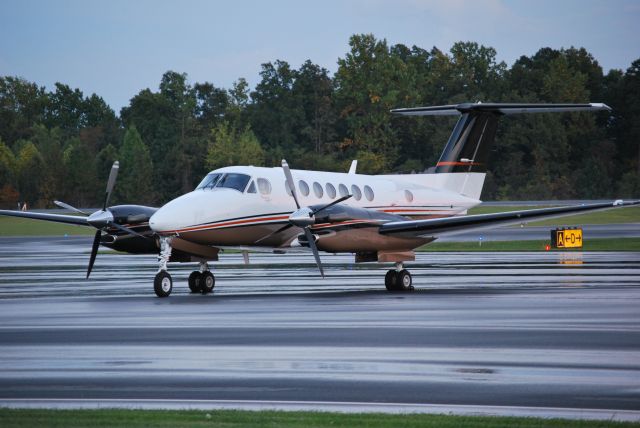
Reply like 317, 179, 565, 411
0, 398, 639, 422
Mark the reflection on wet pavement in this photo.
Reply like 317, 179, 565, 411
0, 236, 639, 416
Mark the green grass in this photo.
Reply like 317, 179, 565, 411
0, 215, 94, 236
0, 205, 637, 237
0, 408, 637, 428
468, 205, 640, 226
419, 237, 640, 252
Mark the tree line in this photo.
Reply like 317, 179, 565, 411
1, 34, 638, 208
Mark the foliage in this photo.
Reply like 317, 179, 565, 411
206, 122, 264, 170
115, 126, 154, 205
1, 35, 639, 208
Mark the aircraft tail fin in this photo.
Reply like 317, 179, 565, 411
392, 102, 610, 174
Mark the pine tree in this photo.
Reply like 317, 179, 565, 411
116, 126, 154, 205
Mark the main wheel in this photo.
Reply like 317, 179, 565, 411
201, 271, 215, 294
397, 269, 413, 291
385, 270, 398, 291
154, 271, 173, 297
188, 271, 202, 293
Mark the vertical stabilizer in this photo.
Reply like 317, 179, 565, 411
390, 102, 611, 199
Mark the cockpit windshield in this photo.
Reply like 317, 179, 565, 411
196, 172, 251, 192
215, 173, 251, 192
196, 173, 222, 190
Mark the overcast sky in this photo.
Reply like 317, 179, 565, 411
1, 0, 638, 112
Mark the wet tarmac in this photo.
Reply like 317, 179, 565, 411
0, 237, 639, 420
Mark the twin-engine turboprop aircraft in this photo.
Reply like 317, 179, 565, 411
1, 102, 637, 297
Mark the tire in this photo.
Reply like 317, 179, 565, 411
154, 271, 172, 297
188, 271, 202, 293
397, 269, 413, 291
201, 271, 215, 294
385, 270, 397, 291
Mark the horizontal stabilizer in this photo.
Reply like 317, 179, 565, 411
391, 102, 611, 116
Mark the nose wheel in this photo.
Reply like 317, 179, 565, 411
154, 271, 173, 297
385, 263, 413, 292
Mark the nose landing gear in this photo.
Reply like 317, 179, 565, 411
154, 239, 215, 298
385, 262, 413, 292
154, 236, 174, 297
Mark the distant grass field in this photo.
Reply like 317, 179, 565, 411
469, 204, 640, 226
419, 237, 640, 252
0, 215, 94, 236
0, 408, 636, 428
0, 204, 637, 237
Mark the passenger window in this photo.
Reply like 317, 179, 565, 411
405, 189, 414, 202
313, 182, 323, 198
325, 183, 336, 199
215, 173, 251, 192
247, 181, 257, 193
298, 180, 310, 196
257, 178, 272, 195
364, 185, 374, 201
351, 184, 362, 201
338, 184, 349, 197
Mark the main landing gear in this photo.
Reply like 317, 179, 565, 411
188, 261, 215, 294
385, 262, 413, 292
153, 237, 215, 298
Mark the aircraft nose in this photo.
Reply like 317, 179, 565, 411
149, 207, 174, 234
150, 190, 225, 234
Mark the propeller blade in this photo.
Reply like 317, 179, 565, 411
109, 221, 153, 241
87, 230, 101, 278
311, 194, 353, 216
103, 161, 119, 210
54, 200, 90, 216
254, 223, 294, 244
303, 227, 324, 278
281, 159, 300, 209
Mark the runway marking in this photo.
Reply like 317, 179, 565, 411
0, 398, 638, 422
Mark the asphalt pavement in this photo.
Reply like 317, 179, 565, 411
0, 237, 639, 421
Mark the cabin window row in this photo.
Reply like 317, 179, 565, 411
289, 180, 375, 202
199, 173, 379, 202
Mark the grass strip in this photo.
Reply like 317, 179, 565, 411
468, 205, 639, 226
0, 216, 93, 236
0, 205, 637, 237
0, 408, 637, 428
419, 237, 640, 252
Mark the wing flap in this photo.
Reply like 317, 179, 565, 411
379, 201, 638, 238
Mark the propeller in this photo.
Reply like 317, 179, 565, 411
103, 161, 119, 210
276, 159, 353, 277
54, 161, 150, 278
254, 193, 352, 244
54, 200, 90, 216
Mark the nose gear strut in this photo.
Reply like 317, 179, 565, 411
154, 237, 174, 297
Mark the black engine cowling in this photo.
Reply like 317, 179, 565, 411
100, 205, 159, 254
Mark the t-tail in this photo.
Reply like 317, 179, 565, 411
391, 102, 611, 199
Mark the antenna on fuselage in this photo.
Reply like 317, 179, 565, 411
348, 160, 357, 174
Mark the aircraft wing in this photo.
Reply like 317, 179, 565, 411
0, 209, 89, 226
379, 200, 639, 239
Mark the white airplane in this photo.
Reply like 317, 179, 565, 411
1, 102, 637, 297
